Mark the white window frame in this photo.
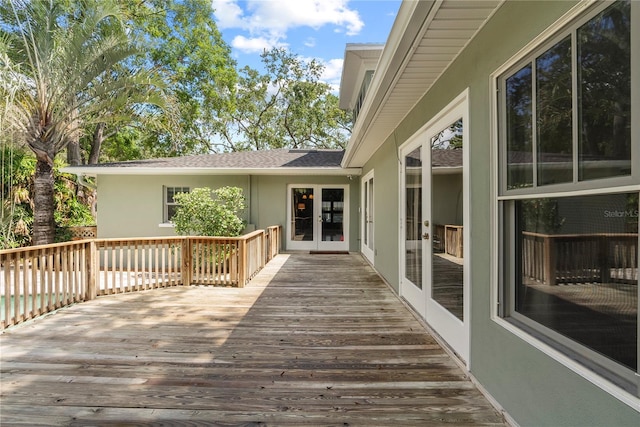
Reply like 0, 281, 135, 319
490, 0, 640, 407
163, 186, 190, 224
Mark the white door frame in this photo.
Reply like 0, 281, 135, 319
398, 89, 470, 365
399, 137, 428, 318
286, 184, 349, 252
361, 170, 375, 264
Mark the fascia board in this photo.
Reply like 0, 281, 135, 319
61, 167, 363, 177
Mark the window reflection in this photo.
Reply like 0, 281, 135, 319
405, 147, 422, 289
536, 36, 572, 185
506, 65, 533, 189
515, 193, 638, 371
578, 1, 631, 181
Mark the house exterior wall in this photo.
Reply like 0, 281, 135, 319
96, 174, 360, 252
361, 1, 638, 425
250, 175, 360, 252
97, 175, 249, 238
362, 139, 400, 292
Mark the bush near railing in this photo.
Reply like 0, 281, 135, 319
0, 226, 282, 329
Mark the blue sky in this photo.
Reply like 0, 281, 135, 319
211, 0, 401, 89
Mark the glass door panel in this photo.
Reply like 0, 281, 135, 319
291, 187, 314, 242
400, 144, 427, 317
321, 188, 344, 242
430, 118, 464, 321
424, 113, 468, 364
405, 147, 423, 289
362, 173, 375, 263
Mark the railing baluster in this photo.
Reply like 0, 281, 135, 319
1, 229, 283, 329
2, 254, 11, 327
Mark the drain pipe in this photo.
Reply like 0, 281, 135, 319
76, 174, 97, 218
247, 174, 252, 226
77, 174, 97, 191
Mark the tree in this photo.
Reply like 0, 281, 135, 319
216, 48, 351, 152
172, 187, 246, 237
1, 0, 167, 244
114, 0, 237, 158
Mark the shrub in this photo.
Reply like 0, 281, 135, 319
172, 187, 246, 237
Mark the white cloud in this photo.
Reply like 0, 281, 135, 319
321, 58, 344, 83
212, 0, 364, 43
211, 0, 245, 29
304, 37, 316, 48
231, 35, 287, 54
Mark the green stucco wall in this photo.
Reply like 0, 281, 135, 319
362, 140, 401, 292
97, 174, 360, 252
361, 1, 639, 425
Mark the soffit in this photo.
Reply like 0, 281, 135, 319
343, 0, 503, 168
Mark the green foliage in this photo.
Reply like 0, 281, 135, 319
216, 48, 351, 151
172, 187, 246, 237
0, 146, 94, 249
121, 0, 237, 156
98, 127, 144, 162
520, 198, 565, 234
1, 0, 169, 244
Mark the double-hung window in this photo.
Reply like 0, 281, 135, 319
496, 1, 638, 396
164, 186, 189, 223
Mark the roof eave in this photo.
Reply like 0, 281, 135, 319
338, 44, 384, 110
341, 0, 434, 169
61, 166, 363, 177
341, 0, 504, 169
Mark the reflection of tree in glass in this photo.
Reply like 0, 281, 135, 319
626, 193, 639, 233
520, 198, 565, 234
578, 1, 630, 164
431, 119, 463, 150
536, 37, 572, 158
505, 65, 532, 155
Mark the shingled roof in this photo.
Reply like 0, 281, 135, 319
404, 148, 463, 169
63, 149, 362, 176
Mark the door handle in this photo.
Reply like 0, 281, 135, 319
318, 216, 323, 223
422, 233, 430, 240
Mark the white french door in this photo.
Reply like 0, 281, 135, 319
400, 92, 470, 364
361, 171, 374, 263
287, 185, 349, 251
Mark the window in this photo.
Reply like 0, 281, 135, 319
164, 186, 189, 223
497, 1, 638, 395
353, 70, 374, 123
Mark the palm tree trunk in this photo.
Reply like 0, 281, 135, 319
32, 158, 56, 245
66, 140, 82, 165
88, 122, 105, 165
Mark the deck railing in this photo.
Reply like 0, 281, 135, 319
522, 231, 638, 285
0, 226, 282, 329
433, 224, 464, 258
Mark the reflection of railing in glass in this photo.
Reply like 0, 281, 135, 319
521, 232, 637, 286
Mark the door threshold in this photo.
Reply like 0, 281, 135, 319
309, 251, 350, 255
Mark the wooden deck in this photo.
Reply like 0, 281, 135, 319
0, 253, 506, 426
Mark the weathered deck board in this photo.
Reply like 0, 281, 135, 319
0, 253, 506, 426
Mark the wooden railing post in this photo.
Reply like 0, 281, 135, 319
86, 240, 97, 300
238, 238, 247, 288
181, 238, 192, 286
543, 235, 556, 285
260, 230, 266, 269
599, 235, 610, 283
